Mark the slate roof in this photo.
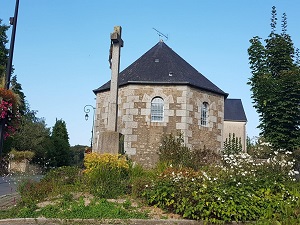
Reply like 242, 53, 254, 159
224, 99, 247, 122
93, 41, 228, 97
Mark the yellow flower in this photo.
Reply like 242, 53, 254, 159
84, 152, 129, 175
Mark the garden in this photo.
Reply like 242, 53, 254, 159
0, 134, 300, 225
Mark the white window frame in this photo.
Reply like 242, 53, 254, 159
201, 102, 209, 126
151, 97, 164, 122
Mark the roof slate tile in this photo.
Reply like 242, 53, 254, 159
224, 99, 247, 122
94, 41, 228, 97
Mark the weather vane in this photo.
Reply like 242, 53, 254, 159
153, 28, 168, 41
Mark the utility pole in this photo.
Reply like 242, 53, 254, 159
0, 0, 20, 158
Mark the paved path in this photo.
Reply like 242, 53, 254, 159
0, 176, 18, 196
0, 175, 20, 209
0, 175, 43, 209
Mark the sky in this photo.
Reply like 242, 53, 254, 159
0, 0, 299, 146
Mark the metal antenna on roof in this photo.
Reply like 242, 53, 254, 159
153, 28, 168, 41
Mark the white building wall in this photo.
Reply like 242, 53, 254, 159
223, 121, 247, 152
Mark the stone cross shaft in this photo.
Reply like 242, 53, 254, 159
108, 26, 123, 132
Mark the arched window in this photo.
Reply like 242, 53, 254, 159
151, 97, 164, 122
201, 102, 209, 126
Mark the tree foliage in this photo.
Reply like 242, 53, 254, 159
10, 110, 52, 162
0, 19, 9, 78
248, 6, 300, 152
69, 144, 86, 167
48, 119, 71, 167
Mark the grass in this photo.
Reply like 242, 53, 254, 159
0, 194, 149, 220
0, 165, 156, 220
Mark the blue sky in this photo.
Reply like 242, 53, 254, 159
0, 1, 299, 146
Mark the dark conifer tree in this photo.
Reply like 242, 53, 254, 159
48, 119, 71, 167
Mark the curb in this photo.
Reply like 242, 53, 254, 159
0, 218, 207, 225
0, 193, 20, 209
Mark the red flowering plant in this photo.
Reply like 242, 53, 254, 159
0, 88, 21, 139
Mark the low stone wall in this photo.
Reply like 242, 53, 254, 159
8, 160, 42, 175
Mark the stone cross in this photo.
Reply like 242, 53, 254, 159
108, 26, 123, 132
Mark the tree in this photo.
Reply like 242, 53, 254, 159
69, 145, 86, 167
248, 6, 300, 152
10, 110, 52, 163
0, 19, 9, 78
11, 75, 26, 115
48, 119, 71, 167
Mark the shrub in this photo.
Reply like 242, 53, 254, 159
158, 133, 220, 170
247, 137, 273, 159
158, 133, 192, 168
84, 153, 130, 198
42, 166, 82, 185
143, 152, 300, 223
128, 163, 156, 197
9, 149, 35, 161
191, 146, 221, 170
18, 179, 53, 205
18, 166, 83, 205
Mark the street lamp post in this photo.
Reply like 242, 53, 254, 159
0, 0, 20, 159
84, 105, 95, 148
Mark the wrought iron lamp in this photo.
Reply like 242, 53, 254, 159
84, 105, 96, 148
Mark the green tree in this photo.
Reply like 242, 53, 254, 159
69, 144, 86, 167
10, 110, 52, 163
0, 19, 9, 78
248, 6, 300, 152
48, 119, 71, 167
11, 75, 26, 115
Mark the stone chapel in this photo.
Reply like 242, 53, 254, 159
92, 40, 247, 168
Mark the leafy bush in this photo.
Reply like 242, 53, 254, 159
84, 153, 130, 198
128, 163, 157, 197
18, 166, 83, 205
143, 152, 300, 223
9, 149, 35, 161
42, 166, 81, 185
158, 133, 220, 170
191, 146, 221, 170
158, 133, 192, 168
247, 137, 273, 159
18, 179, 53, 205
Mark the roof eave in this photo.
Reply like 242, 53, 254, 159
93, 81, 229, 97
224, 119, 247, 122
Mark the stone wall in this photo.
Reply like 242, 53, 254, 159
94, 84, 224, 168
8, 160, 42, 174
